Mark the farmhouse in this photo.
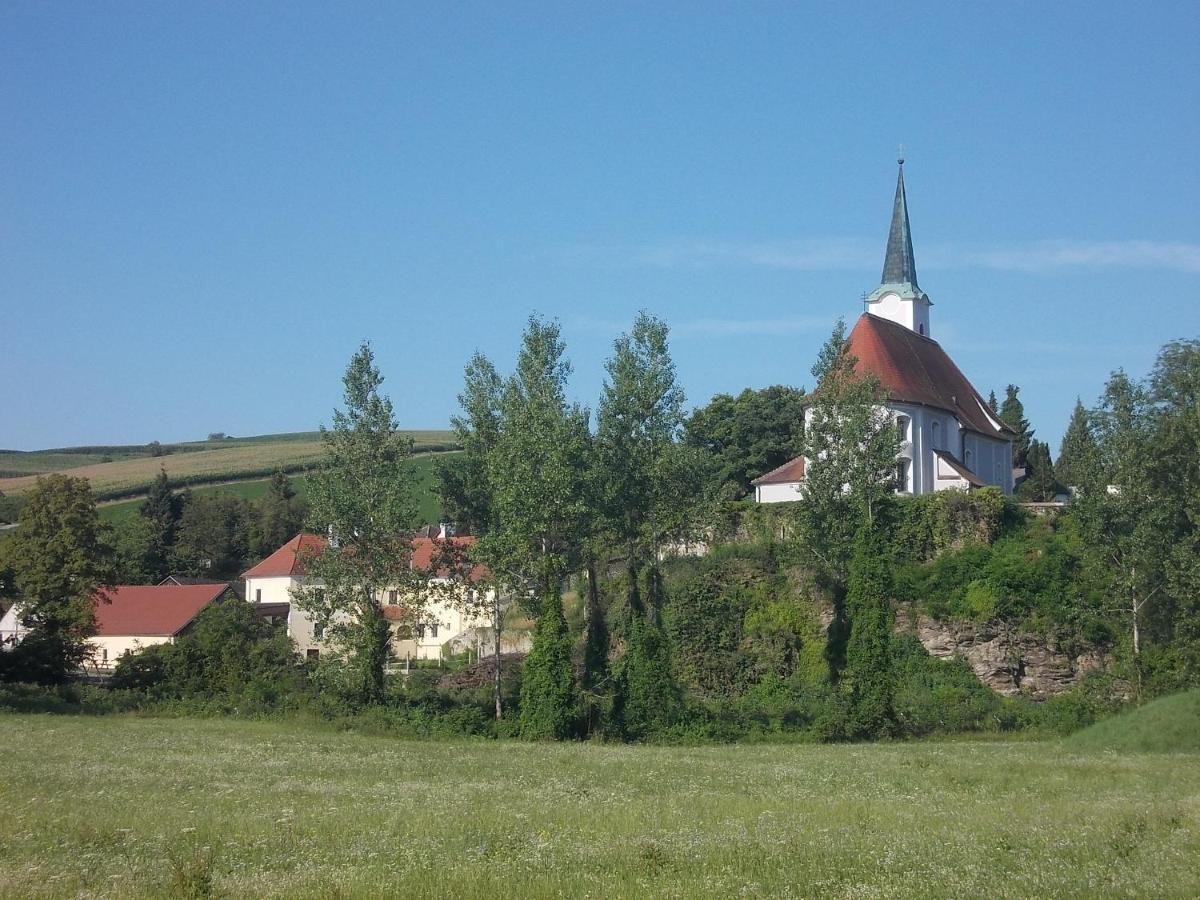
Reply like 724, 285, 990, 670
242, 532, 494, 664
0, 582, 233, 670
754, 160, 1014, 503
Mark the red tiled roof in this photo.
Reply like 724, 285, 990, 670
243, 534, 488, 582
847, 314, 1014, 438
241, 533, 327, 579
751, 455, 807, 486
93, 583, 229, 637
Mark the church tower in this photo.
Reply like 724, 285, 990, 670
865, 157, 932, 337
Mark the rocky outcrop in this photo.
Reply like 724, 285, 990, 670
895, 609, 1108, 699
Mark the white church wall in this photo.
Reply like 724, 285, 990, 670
756, 482, 804, 504
867, 291, 930, 337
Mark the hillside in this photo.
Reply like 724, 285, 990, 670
0, 430, 457, 502
1066, 689, 1200, 754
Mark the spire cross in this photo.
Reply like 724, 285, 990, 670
897, 143, 905, 165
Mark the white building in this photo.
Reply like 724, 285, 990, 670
755, 160, 1014, 502
241, 532, 494, 663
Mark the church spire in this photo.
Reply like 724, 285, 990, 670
881, 156, 919, 289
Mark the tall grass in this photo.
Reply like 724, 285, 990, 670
0, 714, 1196, 898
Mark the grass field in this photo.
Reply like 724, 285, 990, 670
0, 716, 1196, 898
96, 452, 455, 527
0, 431, 456, 501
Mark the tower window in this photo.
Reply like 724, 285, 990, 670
919, 323, 925, 335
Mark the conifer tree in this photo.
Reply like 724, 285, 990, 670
518, 592, 576, 740
1018, 440, 1060, 502
988, 389, 998, 413
999, 384, 1035, 469
613, 606, 682, 740
843, 521, 895, 738
1056, 399, 1099, 490
139, 467, 184, 580
254, 469, 303, 556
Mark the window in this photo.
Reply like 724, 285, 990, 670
895, 415, 910, 442
895, 459, 910, 492
931, 421, 940, 450
307, 648, 320, 661
255, 588, 261, 603
313, 622, 324, 641
102, 648, 108, 663
964, 449, 974, 471
919, 323, 925, 335
415, 623, 426, 639
387, 589, 398, 606
396, 625, 413, 640
429, 623, 439, 639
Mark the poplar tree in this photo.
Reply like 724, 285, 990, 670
8, 475, 114, 683
479, 316, 589, 738
440, 352, 506, 718
294, 343, 418, 705
140, 467, 184, 580
596, 312, 699, 736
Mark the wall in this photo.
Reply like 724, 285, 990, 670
755, 482, 804, 504
86, 634, 172, 670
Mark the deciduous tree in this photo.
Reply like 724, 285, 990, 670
7, 475, 113, 683
293, 343, 419, 705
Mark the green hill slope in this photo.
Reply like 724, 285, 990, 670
1066, 689, 1200, 754
0, 430, 456, 501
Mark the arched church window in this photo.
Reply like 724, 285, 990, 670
895, 415, 910, 441
919, 324, 925, 335
964, 448, 974, 470
931, 421, 940, 450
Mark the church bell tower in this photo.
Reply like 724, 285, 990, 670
865, 156, 932, 337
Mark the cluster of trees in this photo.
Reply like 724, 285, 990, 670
108, 469, 306, 584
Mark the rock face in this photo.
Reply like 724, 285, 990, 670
895, 609, 1107, 699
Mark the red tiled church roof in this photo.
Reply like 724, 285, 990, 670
751, 455, 806, 486
93, 583, 230, 637
847, 314, 1013, 438
242, 533, 488, 582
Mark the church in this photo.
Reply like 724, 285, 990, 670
753, 161, 1014, 502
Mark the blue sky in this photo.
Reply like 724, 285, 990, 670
2, 2, 1197, 452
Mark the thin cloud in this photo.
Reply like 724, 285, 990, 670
558, 238, 1200, 274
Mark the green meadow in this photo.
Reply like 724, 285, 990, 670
96, 452, 454, 528
0, 714, 1196, 899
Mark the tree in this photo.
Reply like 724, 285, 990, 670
517, 585, 576, 739
437, 352, 503, 536
6, 475, 113, 683
173, 494, 253, 579
106, 515, 160, 584
987, 390, 998, 413
139, 468, 185, 581
293, 343, 419, 705
843, 521, 896, 738
1072, 369, 1175, 696
1056, 399, 1099, 491
1017, 440, 1060, 502
999, 385, 1034, 469
479, 316, 590, 736
438, 352, 508, 718
595, 312, 699, 732
796, 319, 901, 584
685, 385, 807, 496
254, 469, 304, 556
